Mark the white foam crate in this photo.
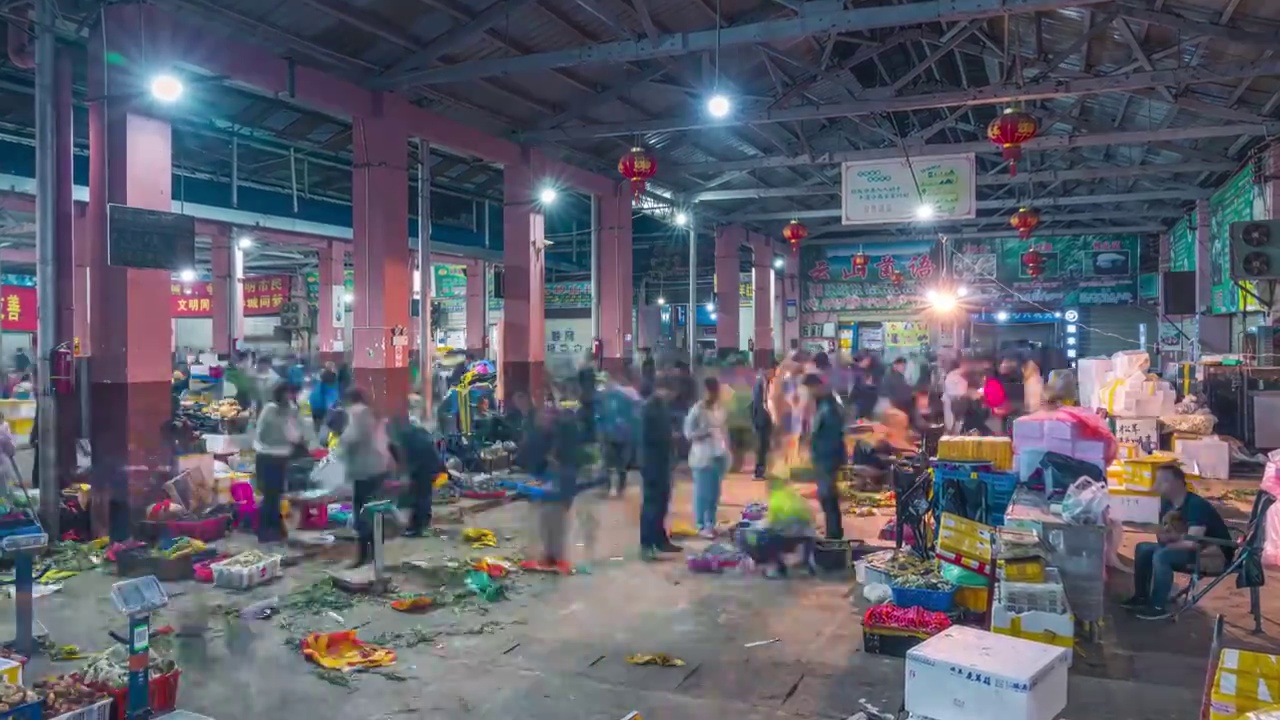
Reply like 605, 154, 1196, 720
996, 567, 1069, 615
211, 553, 282, 590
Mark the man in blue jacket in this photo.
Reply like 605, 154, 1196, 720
806, 374, 846, 540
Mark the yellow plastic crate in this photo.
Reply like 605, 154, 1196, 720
937, 436, 1014, 471
936, 513, 995, 575
954, 585, 989, 613
1221, 650, 1280, 681
0, 657, 21, 685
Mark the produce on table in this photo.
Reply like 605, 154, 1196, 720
205, 399, 243, 419
79, 647, 178, 688
865, 549, 956, 591
863, 604, 953, 635
218, 550, 269, 568
33, 675, 105, 717
0, 681, 40, 713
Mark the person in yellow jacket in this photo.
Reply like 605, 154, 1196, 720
739, 476, 818, 578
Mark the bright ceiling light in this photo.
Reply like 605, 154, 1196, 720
237, 236, 253, 249
925, 289, 939, 302
957, 285, 969, 297
915, 203, 936, 220
995, 310, 1010, 322
538, 187, 558, 205
150, 73, 184, 103
709, 312, 718, 321
656, 296, 666, 305
178, 269, 196, 282
674, 212, 689, 226
706, 93, 731, 118
343, 292, 354, 303
773, 257, 784, 269
933, 294, 957, 312
705, 301, 715, 312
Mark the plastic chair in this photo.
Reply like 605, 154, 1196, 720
230, 481, 259, 528
1171, 490, 1273, 634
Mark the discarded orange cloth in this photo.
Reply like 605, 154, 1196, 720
390, 596, 435, 613
300, 630, 396, 670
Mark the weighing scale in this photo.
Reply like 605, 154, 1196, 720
109, 576, 169, 720
3, 527, 47, 657
328, 502, 392, 593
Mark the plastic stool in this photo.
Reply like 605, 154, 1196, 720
296, 498, 330, 530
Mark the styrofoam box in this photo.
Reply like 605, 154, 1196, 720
1108, 488, 1162, 524
905, 626, 1069, 720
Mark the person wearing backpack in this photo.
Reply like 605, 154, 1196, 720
339, 386, 392, 568
599, 375, 641, 496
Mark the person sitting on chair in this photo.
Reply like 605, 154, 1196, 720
1125, 464, 1233, 620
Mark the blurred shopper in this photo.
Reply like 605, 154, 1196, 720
685, 377, 730, 537
806, 374, 845, 540
308, 369, 341, 433
388, 416, 443, 537
750, 364, 775, 479
340, 386, 392, 567
253, 383, 302, 544
640, 382, 681, 559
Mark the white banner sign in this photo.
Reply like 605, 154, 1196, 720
841, 153, 976, 225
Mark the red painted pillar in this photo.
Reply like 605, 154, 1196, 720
54, 47, 78, 465
209, 228, 240, 358
464, 258, 487, 358
316, 241, 345, 365
783, 251, 800, 354
598, 187, 633, 373
350, 115, 411, 416
501, 158, 546, 403
87, 4, 178, 530
750, 232, 775, 368
714, 225, 743, 354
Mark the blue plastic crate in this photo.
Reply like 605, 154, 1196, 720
889, 584, 957, 612
0, 700, 43, 720
933, 468, 1018, 527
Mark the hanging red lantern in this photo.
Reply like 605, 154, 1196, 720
1026, 263, 1045, 278
1010, 207, 1040, 240
987, 109, 1039, 176
890, 270, 905, 286
617, 147, 658, 198
1021, 249, 1045, 278
782, 219, 808, 252
852, 251, 869, 270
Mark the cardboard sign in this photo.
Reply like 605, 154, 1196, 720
1112, 417, 1158, 455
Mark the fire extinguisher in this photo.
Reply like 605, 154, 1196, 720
50, 342, 74, 396
592, 337, 603, 370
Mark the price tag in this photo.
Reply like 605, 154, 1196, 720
1112, 417, 1158, 454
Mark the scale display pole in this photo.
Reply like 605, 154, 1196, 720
4, 531, 48, 657
110, 577, 169, 720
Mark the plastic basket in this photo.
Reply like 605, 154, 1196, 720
863, 627, 931, 657
0, 657, 22, 686
95, 669, 181, 720
0, 700, 41, 720
49, 699, 112, 720
995, 567, 1069, 615
136, 515, 232, 543
889, 584, 957, 612
210, 553, 283, 590
934, 468, 1019, 526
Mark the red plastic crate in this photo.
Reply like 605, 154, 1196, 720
92, 669, 181, 720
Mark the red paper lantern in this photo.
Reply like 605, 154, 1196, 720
617, 147, 658, 198
987, 109, 1039, 176
891, 270, 905, 286
782, 219, 808, 252
1026, 263, 1045, 278
1010, 207, 1040, 240
1021, 249, 1045, 278
852, 252, 869, 270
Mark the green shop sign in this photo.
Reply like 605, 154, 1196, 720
948, 234, 1141, 306
546, 281, 592, 310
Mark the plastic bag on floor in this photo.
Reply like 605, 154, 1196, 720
1061, 478, 1108, 525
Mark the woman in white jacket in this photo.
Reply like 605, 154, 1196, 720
685, 376, 730, 537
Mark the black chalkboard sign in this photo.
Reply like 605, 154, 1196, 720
107, 204, 197, 270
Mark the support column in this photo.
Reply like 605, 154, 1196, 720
53, 46, 77, 476
210, 229, 242, 358
316, 241, 345, 365
464, 258, 487, 358
782, 251, 800, 354
714, 225, 743, 356
501, 157, 546, 403
350, 116, 411, 415
598, 187, 633, 373
750, 232, 775, 368
87, 4, 178, 537
1193, 199, 1230, 355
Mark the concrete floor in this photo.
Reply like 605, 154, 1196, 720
0, 469, 1274, 720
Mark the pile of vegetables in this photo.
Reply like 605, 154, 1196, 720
863, 604, 953, 635
32, 676, 105, 717
217, 550, 270, 568
0, 681, 40, 712
80, 647, 177, 689
867, 549, 955, 592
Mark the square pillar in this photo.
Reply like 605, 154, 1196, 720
210, 229, 242, 358
316, 241, 345, 365
501, 158, 546, 403
714, 225, 744, 354
87, 4, 178, 536
464, 258, 487, 358
351, 116, 411, 416
54, 49, 79, 465
598, 188, 633, 373
782, 251, 800, 354
750, 232, 776, 368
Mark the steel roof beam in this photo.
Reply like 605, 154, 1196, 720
379, 0, 540, 80
387, 0, 1112, 87
668, 123, 1270, 173
1115, 2, 1280, 51
809, 224, 1167, 243
731, 189, 1212, 221
525, 54, 1280, 139
691, 161, 1235, 200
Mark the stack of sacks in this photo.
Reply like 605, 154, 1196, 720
1011, 413, 1111, 483
1098, 350, 1177, 417
1076, 356, 1112, 411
